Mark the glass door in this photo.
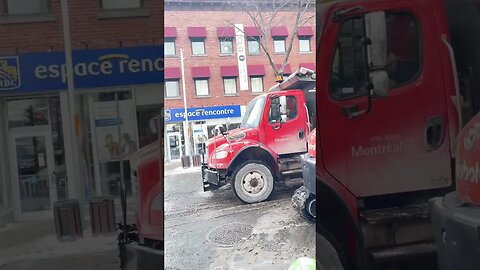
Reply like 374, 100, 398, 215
9, 130, 56, 219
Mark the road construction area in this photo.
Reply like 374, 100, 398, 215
164, 162, 315, 270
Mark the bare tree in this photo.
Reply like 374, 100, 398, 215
229, 0, 315, 79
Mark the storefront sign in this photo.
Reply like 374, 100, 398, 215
164, 105, 242, 122
0, 46, 163, 93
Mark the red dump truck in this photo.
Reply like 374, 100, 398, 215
202, 67, 315, 203
118, 117, 163, 270
302, 0, 480, 269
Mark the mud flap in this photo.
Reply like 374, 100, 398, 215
123, 242, 164, 270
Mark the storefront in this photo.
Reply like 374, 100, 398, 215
164, 105, 244, 161
0, 46, 163, 222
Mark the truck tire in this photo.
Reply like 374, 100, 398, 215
231, 161, 274, 204
316, 229, 346, 270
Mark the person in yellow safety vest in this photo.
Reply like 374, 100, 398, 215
288, 257, 316, 270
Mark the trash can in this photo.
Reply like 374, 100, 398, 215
89, 196, 116, 236
181, 155, 191, 168
53, 199, 83, 241
192, 155, 201, 167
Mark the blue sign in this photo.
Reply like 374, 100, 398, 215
0, 45, 163, 94
165, 105, 242, 122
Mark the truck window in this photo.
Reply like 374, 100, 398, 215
268, 95, 298, 123
330, 12, 420, 100
331, 17, 369, 100
241, 96, 266, 128
386, 13, 420, 87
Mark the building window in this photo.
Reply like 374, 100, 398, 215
223, 78, 237, 95
6, 0, 50, 14
220, 38, 234, 55
299, 37, 311, 53
251, 76, 264, 93
191, 38, 206, 55
195, 79, 209, 96
165, 80, 180, 98
273, 38, 286, 53
247, 37, 261, 55
101, 0, 141, 9
165, 38, 176, 56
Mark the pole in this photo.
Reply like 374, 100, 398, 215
115, 94, 128, 241
61, 0, 83, 205
180, 49, 192, 157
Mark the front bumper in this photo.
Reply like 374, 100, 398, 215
201, 163, 220, 191
301, 153, 316, 195
431, 192, 480, 270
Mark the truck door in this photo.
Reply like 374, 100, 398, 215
317, 1, 453, 197
264, 91, 308, 155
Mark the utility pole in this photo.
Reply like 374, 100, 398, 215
61, 0, 84, 205
180, 49, 192, 157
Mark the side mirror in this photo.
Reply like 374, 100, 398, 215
370, 70, 390, 97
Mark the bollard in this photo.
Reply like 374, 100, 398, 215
181, 155, 191, 168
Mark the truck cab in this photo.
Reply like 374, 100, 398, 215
202, 68, 315, 204
309, 0, 480, 269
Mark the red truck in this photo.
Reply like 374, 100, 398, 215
202, 67, 315, 203
118, 117, 164, 270
304, 0, 480, 269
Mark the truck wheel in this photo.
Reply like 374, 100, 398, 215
231, 161, 274, 204
316, 230, 346, 270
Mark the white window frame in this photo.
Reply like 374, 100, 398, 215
250, 76, 264, 93
165, 39, 176, 56
223, 77, 237, 96
165, 80, 180, 98
194, 79, 210, 96
219, 38, 234, 55
299, 37, 311, 53
191, 39, 206, 56
273, 38, 286, 53
247, 37, 261, 55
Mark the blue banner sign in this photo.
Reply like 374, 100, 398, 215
165, 105, 242, 122
0, 46, 163, 94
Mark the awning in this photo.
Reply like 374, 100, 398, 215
165, 67, 181, 79
220, 66, 239, 77
299, 63, 315, 71
244, 26, 261, 37
271, 26, 288, 37
188, 27, 207, 38
165, 27, 177, 38
247, 65, 265, 76
276, 64, 292, 74
297, 26, 313, 36
217, 27, 235, 38
192, 67, 211, 78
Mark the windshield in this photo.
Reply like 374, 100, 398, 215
241, 96, 266, 128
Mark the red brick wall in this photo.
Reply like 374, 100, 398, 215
0, 0, 163, 54
164, 10, 315, 110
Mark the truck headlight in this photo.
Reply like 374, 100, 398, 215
213, 150, 228, 159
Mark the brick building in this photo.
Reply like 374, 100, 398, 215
164, 0, 315, 161
0, 0, 163, 224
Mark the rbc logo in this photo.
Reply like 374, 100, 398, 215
164, 110, 171, 121
0, 56, 21, 90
